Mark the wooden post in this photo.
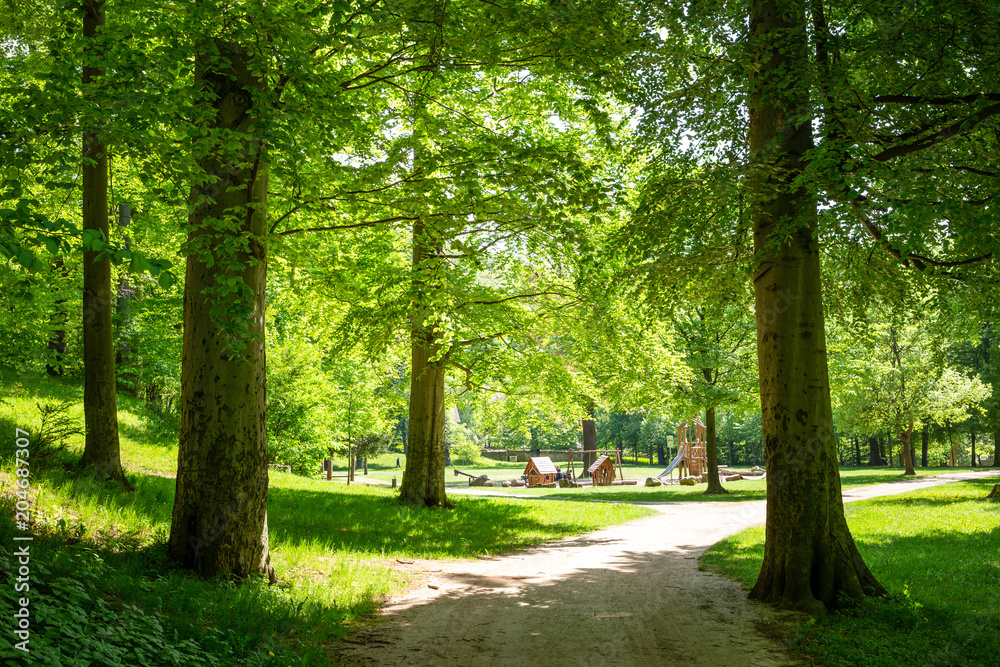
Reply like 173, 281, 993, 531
326, 459, 332, 481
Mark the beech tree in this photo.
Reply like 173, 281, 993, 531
632, 0, 999, 610
77, 0, 131, 488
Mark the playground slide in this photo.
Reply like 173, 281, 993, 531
654, 445, 687, 479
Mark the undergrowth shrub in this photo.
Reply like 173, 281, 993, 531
0, 548, 229, 666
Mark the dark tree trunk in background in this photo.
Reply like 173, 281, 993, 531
168, 39, 275, 582
115, 202, 133, 369
853, 436, 860, 466
703, 406, 728, 495
921, 424, 929, 467
868, 436, 880, 466
582, 399, 597, 472
657, 442, 666, 466
78, 0, 130, 490
899, 423, 915, 476
993, 429, 999, 467
746, 0, 884, 612
971, 431, 976, 467
46, 260, 68, 377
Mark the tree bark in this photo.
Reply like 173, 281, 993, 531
921, 424, 929, 467
398, 216, 450, 508
46, 260, 68, 377
657, 442, 666, 466
867, 435, 880, 465
853, 436, 860, 467
971, 431, 976, 467
115, 202, 133, 369
993, 428, 999, 467
703, 406, 728, 495
746, 0, 884, 612
78, 0, 130, 489
899, 422, 915, 476
168, 39, 274, 582
582, 398, 597, 472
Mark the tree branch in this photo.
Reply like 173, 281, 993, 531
870, 102, 1000, 163
277, 216, 415, 236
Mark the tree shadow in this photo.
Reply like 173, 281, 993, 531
116, 417, 178, 449
266, 486, 611, 557
331, 545, 797, 666
857, 478, 1000, 508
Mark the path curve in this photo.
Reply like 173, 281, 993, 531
333, 469, 1000, 666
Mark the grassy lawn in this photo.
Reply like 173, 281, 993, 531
0, 371, 654, 665
701, 477, 1000, 666
352, 456, 983, 504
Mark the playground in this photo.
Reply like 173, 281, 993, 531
340, 419, 770, 495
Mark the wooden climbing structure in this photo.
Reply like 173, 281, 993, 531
677, 418, 707, 478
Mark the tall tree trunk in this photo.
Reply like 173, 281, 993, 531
168, 40, 274, 582
46, 260, 68, 377
921, 424, 929, 467
115, 202, 133, 369
78, 0, 129, 489
971, 431, 976, 467
657, 442, 666, 466
746, 0, 884, 612
868, 435, 880, 465
899, 422, 915, 476
703, 405, 727, 495
398, 216, 449, 508
993, 428, 999, 467
853, 436, 860, 467
947, 422, 957, 466
582, 398, 597, 472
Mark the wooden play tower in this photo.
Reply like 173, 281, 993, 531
677, 418, 707, 477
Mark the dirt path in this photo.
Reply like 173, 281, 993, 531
333, 469, 1000, 666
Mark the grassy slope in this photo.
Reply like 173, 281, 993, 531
0, 371, 654, 665
701, 477, 1000, 666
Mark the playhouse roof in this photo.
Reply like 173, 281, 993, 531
587, 455, 611, 475
526, 457, 557, 475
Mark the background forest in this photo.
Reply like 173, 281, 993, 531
1, 0, 999, 663
2, 0, 996, 479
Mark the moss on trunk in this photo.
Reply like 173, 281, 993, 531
168, 39, 274, 582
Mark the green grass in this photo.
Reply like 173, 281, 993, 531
701, 477, 1000, 666
0, 369, 654, 665
353, 461, 979, 504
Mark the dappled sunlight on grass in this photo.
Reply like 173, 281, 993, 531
702, 476, 1000, 666
267, 475, 655, 559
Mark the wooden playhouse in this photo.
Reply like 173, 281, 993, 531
524, 456, 558, 486
587, 455, 616, 486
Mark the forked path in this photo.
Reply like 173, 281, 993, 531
334, 470, 999, 666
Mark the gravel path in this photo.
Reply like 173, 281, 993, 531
333, 469, 1000, 666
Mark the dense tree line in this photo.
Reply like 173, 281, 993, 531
1, 0, 998, 612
